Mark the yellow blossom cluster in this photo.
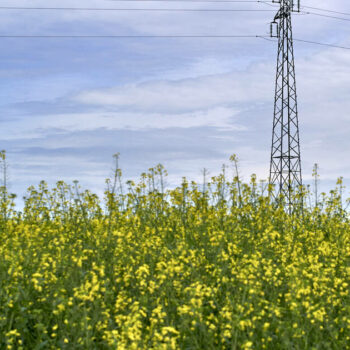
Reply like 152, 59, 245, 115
0, 166, 349, 349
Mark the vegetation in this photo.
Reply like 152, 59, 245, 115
0, 154, 349, 349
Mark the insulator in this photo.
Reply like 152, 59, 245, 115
270, 21, 279, 38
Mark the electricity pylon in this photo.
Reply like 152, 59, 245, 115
269, 0, 302, 208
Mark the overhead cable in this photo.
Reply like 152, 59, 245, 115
0, 6, 348, 23
303, 11, 350, 22
302, 6, 350, 17
0, 34, 349, 51
0, 34, 268, 38
293, 38, 350, 50
0, 7, 275, 12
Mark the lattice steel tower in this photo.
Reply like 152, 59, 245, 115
269, 0, 302, 205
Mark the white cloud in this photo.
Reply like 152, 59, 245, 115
75, 64, 273, 112
0, 107, 243, 142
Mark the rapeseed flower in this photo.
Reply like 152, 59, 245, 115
0, 167, 349, 349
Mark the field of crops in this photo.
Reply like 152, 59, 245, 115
0, 163, 349, 349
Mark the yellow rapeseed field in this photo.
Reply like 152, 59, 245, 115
0, 163, 349, 349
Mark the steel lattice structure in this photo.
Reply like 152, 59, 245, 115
269, 0, 302, 206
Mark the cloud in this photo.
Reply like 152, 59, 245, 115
0, 107, 243, 143
75, 64, 273, 113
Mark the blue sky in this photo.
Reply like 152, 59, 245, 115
1, 0, 350, 199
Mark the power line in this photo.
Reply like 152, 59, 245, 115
0, 34, 348, 51
0, 7, 275, 12
1, 1, 348, 19
303, 11, 350, 23
294, 38, 350, 50
0, 5, 348, 23
1, 4, 349, 24
0, 34, 268, 38
302, 5, 350, 17
252, 36, 350, 50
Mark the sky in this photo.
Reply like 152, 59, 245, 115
0, 0, 350, 201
